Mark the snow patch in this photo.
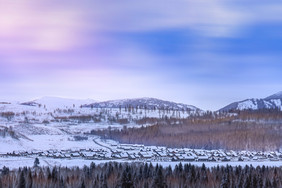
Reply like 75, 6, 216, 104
237, 100, 258, 110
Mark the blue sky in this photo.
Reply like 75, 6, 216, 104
0, 0, 282, 110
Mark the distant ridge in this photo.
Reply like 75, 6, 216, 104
21, 96, 96, 108
219, 91, 282, 112
15, 91, 282, 112
264, 91, 282, 100
83, 97, 202, 112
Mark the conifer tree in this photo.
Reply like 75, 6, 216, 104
81, 180, 85, 188
18, 171, 26, 188
34, 158, 40, 168
121, 166, 133, 188
153, 166, 164, 188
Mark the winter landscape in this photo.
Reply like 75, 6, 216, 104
0, 94, 282, 187
1, 0, 282, 187
0, 94, 282, 166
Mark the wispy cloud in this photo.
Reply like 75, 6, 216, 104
1, 0, 282, 110
0, 1, 86, 52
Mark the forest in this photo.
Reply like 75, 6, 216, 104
91, 110, 282, 151
0, 162, 281, 188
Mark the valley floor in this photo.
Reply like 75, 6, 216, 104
0, 134, 281, 170
0, 156, 281, 170
0, 101, 281, 170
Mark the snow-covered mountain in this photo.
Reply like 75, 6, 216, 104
83, 97, 201, 112
0, 97, 201, 134
264, 91, 282, 100
21, 96, 96, 109
219, 91, 282, 112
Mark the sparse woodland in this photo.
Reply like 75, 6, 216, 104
91, 110, 282, 151
0, 162, 281, 188
0, 126, 18, 139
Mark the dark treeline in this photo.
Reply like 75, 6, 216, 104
91, 110, 282, 151
0, 162, 281, 188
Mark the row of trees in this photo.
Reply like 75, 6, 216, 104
0, 112, 15, 121
0, 162, 281, 188
91, 111, 282, 151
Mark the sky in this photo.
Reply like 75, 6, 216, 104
1, 0, 282, 110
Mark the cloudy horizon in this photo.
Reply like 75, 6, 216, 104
1, 0, 282, 110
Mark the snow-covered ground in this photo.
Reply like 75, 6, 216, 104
0, 96, 281, 170
220, 91, 282, 111
0, 157, 281, 170
0, 135, 106, 154
0, 97, 201, 163
0, 134, 281, 170
0, 97, 196, 134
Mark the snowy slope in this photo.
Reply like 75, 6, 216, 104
83, 97, 201, 112
264, 91, 282, 100
21, 96, 96, 109
0, 135, 104, 154
219, 91, 282, 112
0, 97, 202, 136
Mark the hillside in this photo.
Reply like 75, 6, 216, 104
21, 96, 96, 109
219, 91, 282, 112
0, 97, 202, 136
92, 111, 282, 151
83, 97, 201, 112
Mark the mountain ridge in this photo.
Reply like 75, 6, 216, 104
13, 91, 282, 112
83, 97, 202, 112
21, 96, 96, 108
219, 91, 282, 112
